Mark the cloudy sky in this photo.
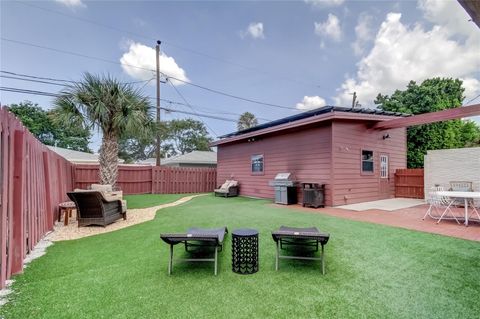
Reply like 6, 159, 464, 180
1, 0, 479, 150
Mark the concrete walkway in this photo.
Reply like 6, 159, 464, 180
286, 203, 480, 242
336, 198, 425, 211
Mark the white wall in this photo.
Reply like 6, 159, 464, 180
424, 147, 480, 202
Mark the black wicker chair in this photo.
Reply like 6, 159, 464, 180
214, 180, 239, 198
67, 191, 126, 227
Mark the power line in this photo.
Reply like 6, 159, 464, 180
167, 75, 296, 110
2, 38, 294, 110
1, 75, 66, 87
0, 86, 238, 123
1, 37, 155, 73
1, 70, 76, 83
17, 1, 319, 88
1, 69, 270, 121
0, 70, 149, 85
1, 38, 295, 110
168, 79, 219, 137
465, 93, 480, 105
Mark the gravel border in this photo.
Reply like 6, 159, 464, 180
46, 194, 206, 242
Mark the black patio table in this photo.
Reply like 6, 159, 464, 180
232, 228, 259, 274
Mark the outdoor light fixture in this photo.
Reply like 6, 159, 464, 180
382, 133, 390, 140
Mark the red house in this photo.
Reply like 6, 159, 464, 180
211, 106, 408, 206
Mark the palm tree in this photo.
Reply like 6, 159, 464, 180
54, 73, 152, 186
237, 112, 258, 131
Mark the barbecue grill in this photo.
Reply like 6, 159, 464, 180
268, 173, 298, 205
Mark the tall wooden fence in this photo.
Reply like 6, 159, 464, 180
0, 106, 217, 288
0, 107, 74, 288
394, 168, 424, 199
74, 165, 217, 194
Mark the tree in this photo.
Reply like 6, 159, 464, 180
117, 118, 212, 162
237, 112, 258, 131
54, 73, 152, 185
375, 78, 480, 168
163, 119, 212, 156
8, 101, 91, 152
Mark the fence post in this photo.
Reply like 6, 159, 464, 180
151, 166, 155, 194
43, 152, 54, 230
11, 130, 25, 275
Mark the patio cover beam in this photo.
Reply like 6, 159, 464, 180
458, 0, 480, 29
372, 103, 480, 130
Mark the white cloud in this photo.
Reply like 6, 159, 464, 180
314, 14, 342, 42
120, 41, 189, 85
352, 13, 374, 56
418, 0, 478, 41
305, 0, 345, 8
240, 22, 265, 39
54, 0, 86, 8
296, 96, 327, 110
334, 12, 480, 107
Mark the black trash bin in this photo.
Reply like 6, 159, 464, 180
302, 183, 325, 208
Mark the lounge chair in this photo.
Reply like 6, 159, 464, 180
160, 227, 228, 275
272, 226, 330, 274
67, 190, 127, 227
214, 180, 239, 197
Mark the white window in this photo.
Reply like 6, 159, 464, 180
251, 154, 264, 174
362, 150, 374, 173
380, 155, 389, 179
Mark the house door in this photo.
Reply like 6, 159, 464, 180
379, 154, 390, 198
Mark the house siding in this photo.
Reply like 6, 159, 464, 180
216, 119, 407, 207
217, 124, 333, 206
331, 120, 407, 206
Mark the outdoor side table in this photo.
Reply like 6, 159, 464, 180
58, 201, 76, 226
232, 228, 259, 274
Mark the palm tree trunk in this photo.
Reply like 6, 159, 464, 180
99, 131, 119, 186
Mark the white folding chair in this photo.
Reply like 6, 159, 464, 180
422, 186, 460, 224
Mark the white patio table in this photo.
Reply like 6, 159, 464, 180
436, 191, 480, 226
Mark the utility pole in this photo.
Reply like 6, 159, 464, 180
351, 91, 357, 109
155, 40, 161, 166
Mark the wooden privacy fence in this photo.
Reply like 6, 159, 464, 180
395, 168, 424, 199
74, 164, 217, 194
0, 107, 74, 288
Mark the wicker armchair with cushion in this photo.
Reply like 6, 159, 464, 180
67, 190, 127, 227
214, 180, 239, 198
89, 184, 127, 213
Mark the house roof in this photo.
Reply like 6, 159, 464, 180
47, 146, 99, 163
211, 106, 408, 146
138, 151, 217, 165
47, 146, 125, 163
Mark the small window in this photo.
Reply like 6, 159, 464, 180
362, 150, 374, 173
251, 154, 264, 174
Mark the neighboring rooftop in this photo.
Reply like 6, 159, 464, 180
137, 151, 217, 167
219, 106, 408, 139
47, 146, 124, 164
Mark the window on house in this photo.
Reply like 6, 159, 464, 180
362, 150, 374, 173
251, 154, 264, 173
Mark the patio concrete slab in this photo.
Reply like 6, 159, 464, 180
336, 198, 425, 211
284, 204, 480, 242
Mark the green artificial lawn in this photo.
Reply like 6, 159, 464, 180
2, 195, 480, 318
124, 193, 195, 209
